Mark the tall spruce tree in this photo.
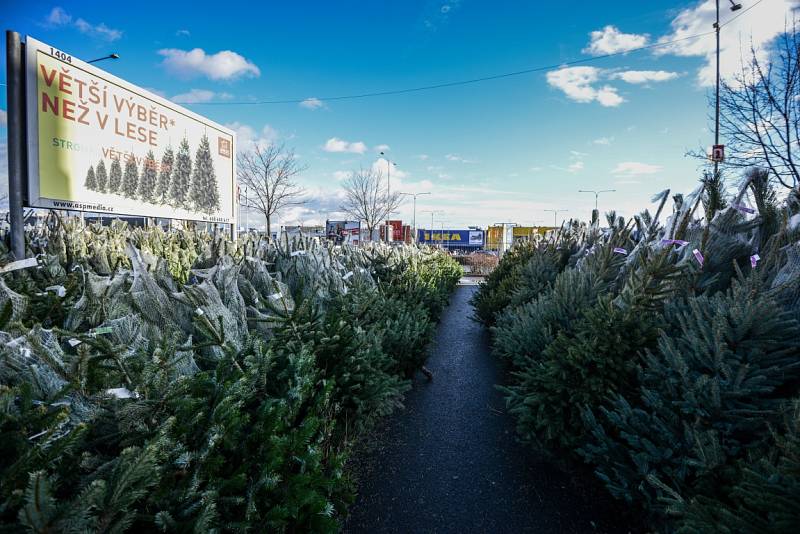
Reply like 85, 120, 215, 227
189, 134, 220, 214
108, 158, 122, 194
121, 156, 139, 199
84, 165, 97, 191
169, 138, 191, 208
95, 159, 108, 193
138, 151, 158, 203
155, 146, 173, 204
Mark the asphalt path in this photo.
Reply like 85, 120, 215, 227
344, 285, 634, 534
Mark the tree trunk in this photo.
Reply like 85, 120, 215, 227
266, 214, 271, 240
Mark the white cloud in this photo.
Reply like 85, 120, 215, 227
332, 170, 350, 181
655, 0, 797, 86
445, 153, 475, 163
158, 48, 260, 80
374, 144, 390, 152
300, 97, 324, 110
416, 154, 429, 160
612, 161, 662, 175
546, 67, 624, 107
593, 136, 614, 145
583, 25, 648, 55
612, 70, 680, 84
570, 150, 589, 158
372, 158, 408, 179
43, 7, 122, 42
227, 122, 278, 150
323, 137, 367, 154
529, 166, 542, 172
176, 29, 191, 37
568, 161, 585, 173
171, 89, 232, 104
0, 109, 6, 126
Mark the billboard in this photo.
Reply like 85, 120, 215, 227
417, 229, 484, 246
24, 36, 236, 223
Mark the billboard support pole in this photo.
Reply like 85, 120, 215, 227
6, 30, 26, 259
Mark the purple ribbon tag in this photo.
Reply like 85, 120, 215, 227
692, 248, 704, 267
661, 238, 689, 248
613, 247, 628, 255
750, 254, 760, 268
733, 204, 756, 214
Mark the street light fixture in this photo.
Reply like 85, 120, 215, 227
422, 209, 443, 243
543, 209, 568, 227
87, 53, 120, 64
399, 191, 431, 243
578, 189, 616, 211
712, 0, 744, 177
378, 151, 397, 198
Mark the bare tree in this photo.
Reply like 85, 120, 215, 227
340, 168, 402, 240
717, 25, 800, 190
237, 143, 306, 237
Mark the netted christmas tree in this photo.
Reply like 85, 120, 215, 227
84, 165, 97, 190
155, 146, 173, 204
137, 151, 158, 204
95, 159, 108, 193
120, 157, 139, 199
169, 138, 191, 208
108, 158, 122, 194
189, 134, 220, 214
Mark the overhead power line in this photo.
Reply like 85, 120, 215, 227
192, 2, 765, 107
194, 31, 715, 106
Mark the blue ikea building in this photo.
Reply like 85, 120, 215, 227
417, 229, 485, 251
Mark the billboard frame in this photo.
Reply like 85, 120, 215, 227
11, 33, 237, 236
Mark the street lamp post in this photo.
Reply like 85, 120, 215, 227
578, 189, 616, 211
422, 209, 442, 244
713, 0, 743, 177
543, 209, 568, 227
399, 191, 431, 243
379, 151, 397, 198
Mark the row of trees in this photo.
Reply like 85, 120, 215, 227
236, 142, 400, 239
84, 135, 221, 214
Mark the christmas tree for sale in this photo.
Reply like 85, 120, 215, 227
84, 165, 97, 190
137, 151, 158, 203
95, 159, 108, 193
189, 134, 220, 214
155, 146, 173, 204
108, 158, 122, 194
169, 138, 191, 208
121, 156, 139, 199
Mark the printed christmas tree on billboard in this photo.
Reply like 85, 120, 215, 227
121, 156, 139, 199
169, 138, 192, 208
95, 159, 108, 193
138, 150, 158, 203
108, 158, 122, 194
84, 165, 96, 190
189, 134, 220, 214
155, 146, 173, 204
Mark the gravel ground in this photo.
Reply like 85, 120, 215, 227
343, 285, 637, 534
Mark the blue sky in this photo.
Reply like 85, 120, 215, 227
1, 0, 794, 229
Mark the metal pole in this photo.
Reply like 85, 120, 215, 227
412, 195, 416, 243
6, 31, 25, 259
714, 0, 720, 179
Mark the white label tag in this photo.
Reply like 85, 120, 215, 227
343, 271, 354, 280
269, 292, 283, 300
68, 338, 82, 347
45, 285, 67, 298
290, 250, 306, 257
195, 308, 204, 316
0, 257, 39, 273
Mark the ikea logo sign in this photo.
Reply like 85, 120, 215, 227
423, 232, 462, 241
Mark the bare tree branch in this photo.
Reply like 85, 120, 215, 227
237, 142, 307, 237
339, 168, 402, 240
